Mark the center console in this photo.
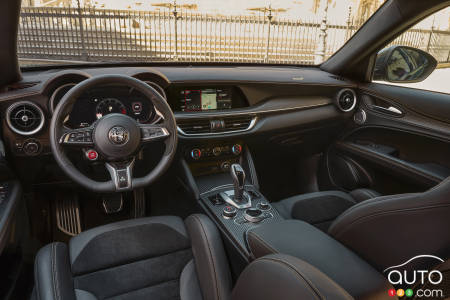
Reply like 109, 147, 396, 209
182, 144, 284, 259
200, 181, 284, 257
179, 142, 393, 300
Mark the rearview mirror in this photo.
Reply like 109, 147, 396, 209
373, 46, 437, 83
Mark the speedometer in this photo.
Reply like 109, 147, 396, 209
95, 98, 127, 119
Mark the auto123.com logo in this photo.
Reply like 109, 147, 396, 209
384, 255, 445, 298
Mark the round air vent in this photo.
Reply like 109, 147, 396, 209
6, 101, 45, 135
336, 89, 357, 112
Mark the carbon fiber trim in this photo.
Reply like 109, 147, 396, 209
200, 185, 284, 257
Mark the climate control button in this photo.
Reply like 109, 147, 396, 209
190, 148, 202, 160
212, 146, 222, 156
232, 144, 242, 155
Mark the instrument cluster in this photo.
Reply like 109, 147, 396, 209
51, 84, 163, 129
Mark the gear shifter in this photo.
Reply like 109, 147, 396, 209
219, 163, 252, 209
230, 164, 245, 202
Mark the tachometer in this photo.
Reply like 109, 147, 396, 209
95, 98, 127, 119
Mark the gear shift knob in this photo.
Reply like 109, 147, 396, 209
230, 164, 245, 201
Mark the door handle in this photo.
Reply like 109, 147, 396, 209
371, 105, 403, 116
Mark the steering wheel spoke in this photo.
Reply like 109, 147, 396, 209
59, 127, 94, 146
139, 124, 170, 143
105, 158, 135, 191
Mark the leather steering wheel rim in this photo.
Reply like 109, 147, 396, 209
50, 74, 178, 193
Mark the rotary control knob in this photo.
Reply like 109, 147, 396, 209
232, 144, 242, 155
23, 140, 40, 155
190, 148, 202, 160
257, 201, 271, 211
244, 208, 264, 223
221, 161, 231, 171
223, 205, 237, 219
212, 146, 222, 156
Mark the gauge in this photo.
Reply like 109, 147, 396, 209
95, 98, 127, 119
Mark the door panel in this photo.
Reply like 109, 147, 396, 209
323, 83, 450, 194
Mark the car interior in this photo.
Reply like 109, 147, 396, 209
0, 0, 449, 299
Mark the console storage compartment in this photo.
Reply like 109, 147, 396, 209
246, 220, 393, 300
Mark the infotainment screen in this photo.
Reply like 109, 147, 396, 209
180, 88, 232, 111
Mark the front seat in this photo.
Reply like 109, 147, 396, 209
329, 176, 450, 272
34, 214, 232, 300
34, 214, 356, 300
274, 188, 380, 230
274, 178, 450, 272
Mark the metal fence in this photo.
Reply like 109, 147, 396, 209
18, 6, 450, 65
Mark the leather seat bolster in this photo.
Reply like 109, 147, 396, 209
329, 193, 418, 237
185, 214, 232, 300
34, 242, 76, 300
349, 188, 381, 203
231, 254, 354, 300
180, 260, 204, 300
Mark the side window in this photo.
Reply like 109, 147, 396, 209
372, 7, 450, 94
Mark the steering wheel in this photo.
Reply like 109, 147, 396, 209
50, 75, 178, 193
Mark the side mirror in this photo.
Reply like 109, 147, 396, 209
373, 46, 437, 83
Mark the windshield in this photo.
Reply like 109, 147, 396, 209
19, 0, 386, 67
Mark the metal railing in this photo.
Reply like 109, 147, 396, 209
18, 7, 450, 65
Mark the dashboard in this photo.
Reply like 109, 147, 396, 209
0, 65, 358, 159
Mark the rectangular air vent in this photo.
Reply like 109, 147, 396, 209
223, 115, 253, 131
177, 119, 211, 134
329, 75, 346, 82
177, 115, 255, 135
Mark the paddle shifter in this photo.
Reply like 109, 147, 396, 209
219, 163, 252, 209
231, 164, 245, 201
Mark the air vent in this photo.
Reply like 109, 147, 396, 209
223, 115, 253, 131
336, 89, 357, 112
329, 75, 347, 82
177, 115, 256, 135
178, 119, 211, 135
6, 101, 45, 135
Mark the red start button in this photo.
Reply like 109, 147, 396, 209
86, 149, 98, 161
